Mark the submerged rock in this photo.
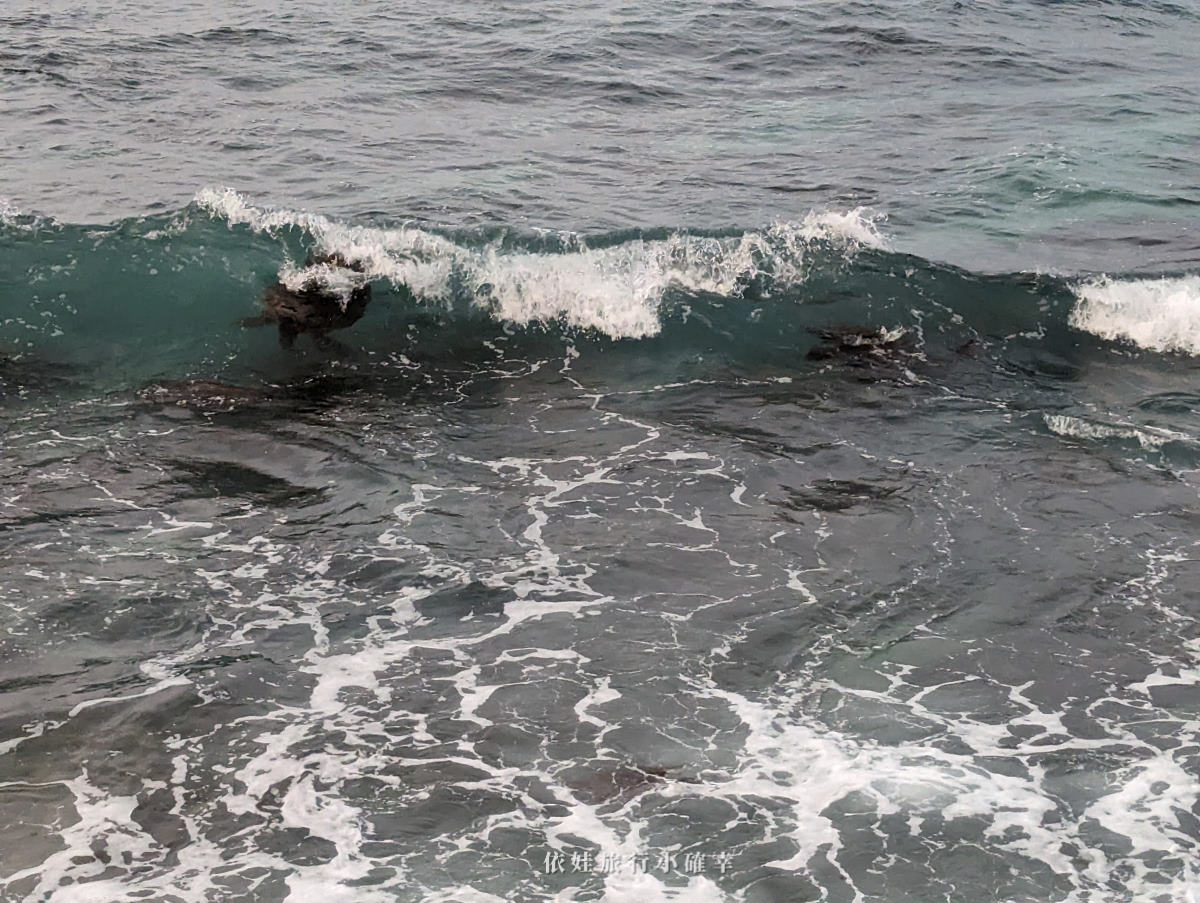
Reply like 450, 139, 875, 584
0, 350, 78, 399
135, 379, 274, 412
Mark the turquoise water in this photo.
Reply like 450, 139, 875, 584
2, 3, 1200, 901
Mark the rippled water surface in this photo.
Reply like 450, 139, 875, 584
2, 2, 1200, 901
4, 0, 1199, 270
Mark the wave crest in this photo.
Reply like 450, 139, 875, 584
0, 199, 46, 233
195, 188, 887, 339
1070, 275, 1200, 355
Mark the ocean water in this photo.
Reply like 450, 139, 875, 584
2, 2, 1200, 901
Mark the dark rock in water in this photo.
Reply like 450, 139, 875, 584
777, 478, 903, 513
242, 252, 372, 350
0, 350, 78, 399
806, 325, 916, 362
135, 379, 274, 411
168, 459, 323, 504
135, 370, 368, 415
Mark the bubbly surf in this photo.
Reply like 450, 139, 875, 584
3, 0, 1200, 899
1070, 275, 1200, 356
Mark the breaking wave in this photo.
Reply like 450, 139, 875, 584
2, 190, 1197, 400
195, 188, 888, 339
1069, 275, 1200, 356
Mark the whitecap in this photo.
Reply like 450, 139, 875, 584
195, 187, 887, 340
1070, 274, 1200, 355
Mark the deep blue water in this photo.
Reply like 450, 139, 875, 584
2, 2, 1200, 901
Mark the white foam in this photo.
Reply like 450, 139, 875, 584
0, 199, 37, 232
0, 772, 171, 900
196, 188, 887, 340
1070, 275, 1200, 355
795, 208, 888, 249
602, 871, 726, 902
278, 259, 370, 307
1042, 413, 1188, 451
573, 675, 620, 729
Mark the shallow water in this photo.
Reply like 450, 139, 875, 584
2, 2, 1200, 901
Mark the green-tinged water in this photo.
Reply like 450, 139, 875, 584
3, 2, 1200, 901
